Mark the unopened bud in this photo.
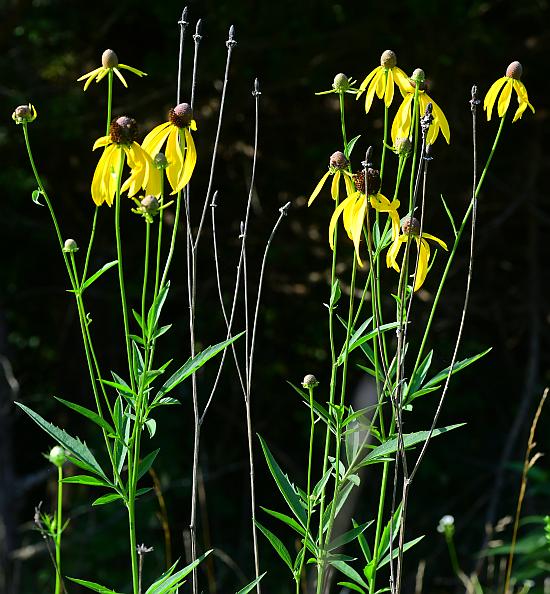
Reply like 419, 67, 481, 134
332, 73, 350, 92
101, 49, 119, 69
302, 374, 319, 388
48, 446, 66, 467
63, 238, 79, 253
329, 151, 348, 170
437, 514, 455, 535
380, 50, 397, 69
153, 153, 168, 170
394, 137, 412, 156
411, 68, 425, 84
506, 60, 523, 80
12, 104, 37, 124
140, 195, 160, 215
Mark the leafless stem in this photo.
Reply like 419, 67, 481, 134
176, 7, 189, 104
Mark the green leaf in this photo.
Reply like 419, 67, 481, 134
55, 397, 115, 434
329, 521, 373, 551
32, 188, 44, 206
322, 482, 354, 532
330, 560, 368, 589
256, 521, 293, 572
423, 349, 492, 390
145, 418, 157, 439
132, 342, 145, 379
15, 402, 107, 480
147, 282, 170, 338
67, 577, 122, 593
344, 135, 361, 159
287, 382, 332, 428
360, 424, 466, 466
338, 322, 400, 365
378, 504, 402, 558
330, 279, 341, 307
377, 535, 424, 567
62, 475, 111, 487
92, 493, 124, 507
154, 333, 244, 401
258, 435, 307, 526
405, 351, 433, 400
260, 508, 317, 554
137, 449, 160, 481
353, 519, 372, 563
132, 309, 144, 331
235, 573, 267, 594
145, 550, 212, 594
311, 468, 332, 502
153, 324, 172, 340
81, 261, 118, 291
440, 194, 457, 237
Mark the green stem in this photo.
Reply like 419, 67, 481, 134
127, 445, 139, 594
142, 222, 151, 346
380, 72, 389, 183
114, 152, 135, 391
412, 115, 506, 373
106, 70, 113, 134
296, 385, 316, 594
82, 207, 98, 283
160, 190, 182, 289
408, 87, 420, 212
54, 464, 63, 594
154, 177, 165, 300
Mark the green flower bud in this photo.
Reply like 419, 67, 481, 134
302, 374, 319, 388
12, 104, 37, 124
411, 68, 425, 84
332, 73, 351, 92
63, 238, 79, 253
153, 152, 168, 170
394, 137, 412, 156
48, 446, 66, 467
140, 195, 160, 215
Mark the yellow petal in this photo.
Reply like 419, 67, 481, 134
342, 192, 360, 238
165, 127, 185, 193
391, 94, 413, 145
386, 235, 407, 271
421, 232, 448, 250
351, 196, 368, 266
174, 128, 197, 192
308, 170, 331, 207
113, 67, 128, 88
329, 195, 354, 250
484, 77, 507, 121
331, 170, 340, 200
364, 70, 384, 113
413, 238, 429, 291
142, 122, 172, 156
375, 68, 386, 99
384, 68, 394, 107
91, 144, 113, 205
393, 67, 411, 94
190, 119, 198, 131
95, 68, 109, 84
93, 136, 111, 150
429, 96, 451, 144
344, 172, 356, 197
497, 80, 513, 118
358, 66, 381, 95
106, 147, 123, 206
121, 145, 146, 197
77, 67, 102, 82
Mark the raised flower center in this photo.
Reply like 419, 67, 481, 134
352, 168, 381, 195
506, 61, 523, 80
402, 216, 421, 236
380, 50, 397, 69
169, 103, 193, 128
110, 116, 138, 144
329, 151, 348, 170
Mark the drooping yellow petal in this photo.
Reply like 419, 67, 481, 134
375, 68, 386, 99
393, 67, 410, 94
364, 70, 384, 113
497, 79, 513, 118
91, 144, 115, 205
384, 68, 394, 107
113, 67, 129, 88
93, 136, 112, 150
358, 66, 381, 95
413, 238, 430, 291
391, 94, 413, 145
142, 122, 172, 156
386, 236, 407, 271
95, 68, 110, 84
421, 233, 448, 250
331, 170, 340, 200
308, 170, 331, 207
190, 119, 198, 131
174, 128, 197, 192
344, 172, 356, 197
512, 80, 535, 122
350, 195, 368, 266
165, 127, 185, 193
77, 67, 102, 82
429, 96, 451, 144
105, 147, 123, 206
329, 194, 355, 250
484, 76, 507, 121
121, 145, 146, 197
342, 192, 360, 238
118, 64, 147, 77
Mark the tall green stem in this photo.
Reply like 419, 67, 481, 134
142, 223, 151, 346
54, 464, 63, 594
154, 176, 165, 300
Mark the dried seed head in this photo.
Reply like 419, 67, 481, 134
332, 73, 351, 92
48, 446, 66, 467
140, 195, 160, 215
110, 116, 138, 144
394, 137, 412, 156
12, 103, 37, 124
329, 151, 348, 170
506, 60, 523, 80
352, 168, 381, 195
380, 50, 397, 68
102, 49, 119, 69
153, 152, 168, 170
302, 374, 319, 388
63, 238, 79, 253
169, 103, 193, 128
402, 216, 420, 235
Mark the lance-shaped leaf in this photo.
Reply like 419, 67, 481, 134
256, 521, 293, 572
67, 578, 121, 594
377, 535, 424, 568
81, 261, 117, 291
15, 402, 107, 480
145, 550, 212, 594
55, 397, 114, 434
236, 573, 267, 594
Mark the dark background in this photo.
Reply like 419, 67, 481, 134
1, 0, 549, 593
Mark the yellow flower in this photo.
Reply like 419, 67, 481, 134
78, 49, 146, 91
356, 50, 410, 113
12, 103, 37, 124
391, 69, 450, 146
308, 151, 355, 206
484, 61, 535, 122
328, 169, 401, 266
141, 103, 197, 194
91, 116, 161, 207
386, 216, 448, 292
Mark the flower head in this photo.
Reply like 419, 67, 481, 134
141, 103, 197, 194
329, 168, 401, 266
308, 151, 355, 206
131, 194, 172, 223
386, 216, 448, 291
484, 60, 534, 122
78, 49, 147, 91
47, 446, 67, 467
315, 73, 359, 96
391, 70, 450, 146
356, 50, 410, 112
302, 374, 319, 389
91, 116, 161, 206
63, 239, 79, 253
12, 103, 37, 124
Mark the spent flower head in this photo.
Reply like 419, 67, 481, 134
78, 49, 147, 91
484, 60, 534, 122
12, 103, 37, 125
